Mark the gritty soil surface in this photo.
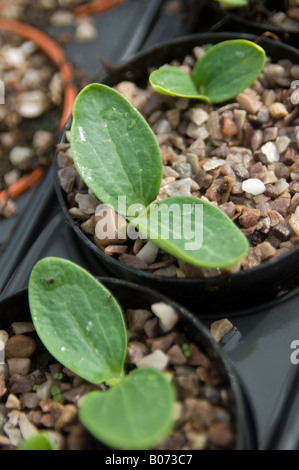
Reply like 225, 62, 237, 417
0, 304, 236, 450
58, 43, 299, 279
222, 0, 299, 31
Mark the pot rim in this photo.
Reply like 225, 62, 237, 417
0, 277, 258, 450
55, 31, 299, 295
210, 0, 299, 35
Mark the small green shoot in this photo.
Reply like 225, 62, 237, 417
28, 257, 175, 450
17, 434, 54, 451
53, 372, 64, 380
71, 82, 249, 269
182, 343, 191, 358
51, 385, 62, 402
149, 40, 265, 104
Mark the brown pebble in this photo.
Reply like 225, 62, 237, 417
268, 102, 288, 119
183, 398, 217, 428
210, 319, 233, 343
55, 404, 78, 431
268, 197, 291, 217
281, 148, 297, 166
118, 253, 149, 270
187, 344, 211, 369
238, 209, 261, 228
5, 335, 36, 359
146, 332, 176, 353
40, 413, 54, 428
208, 421, 235, 448
221, 114, 237, 137
196, 367, 220, 386
9, 374, 35, 394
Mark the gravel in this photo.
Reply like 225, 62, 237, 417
59, 43, 299, 278
0, 307, 237, 450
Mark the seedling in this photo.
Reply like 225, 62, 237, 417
149, 40, 265, 104
28, 257, 175, 450
70, 41, 262, 269
215, 0, 249, 7
17, 434, 54, 451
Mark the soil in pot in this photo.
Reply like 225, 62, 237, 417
0, 267, 255, 450
56, 33, 299, 314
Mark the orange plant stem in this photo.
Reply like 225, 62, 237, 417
0, 167, 46, 203
73, 0, 125, 16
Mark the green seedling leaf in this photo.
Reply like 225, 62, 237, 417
79, 368, 175, 450
131, 195, 249, 269
193, 39, 265, 103
70, 83, 163, 214
215, 0, 248, 7
149, 66, 210, 101
17, 434, 54, 451
28, 257, 127, 385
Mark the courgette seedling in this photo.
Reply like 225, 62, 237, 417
149, 39, 265, 103
69, 40, 266, 269
28, 257, 175, 450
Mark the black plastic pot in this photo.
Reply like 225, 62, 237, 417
55, 32, 299, 317
0, 278, 257, 450
209, 1, 299, 46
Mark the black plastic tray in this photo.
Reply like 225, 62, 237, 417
1, 0, 299, 451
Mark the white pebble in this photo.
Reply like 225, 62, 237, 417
242, 178, 266, 196
136, 241, 159, 265
203, 158, 225, 172
2, 47, 25, 67
186, 107, 208, 126
186, 123, 209, 140
155, 119, 172, 134
17, 90, 48, 118
137, 350, 169, 371
291, 65, 299, 80
0, 330, 9, 346
166, 178, 192, 197
275, 136, 291, 154
275, 178, 289, 195
20, 41, 37, 57
75, 19, 98, 42
9, 146, 33, 168
151, 302, 179, 332
261, 141, 280, 162
8, 358, 31, 376
18, 413, 38, 440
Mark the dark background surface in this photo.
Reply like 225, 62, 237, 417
1, 0, 299, 450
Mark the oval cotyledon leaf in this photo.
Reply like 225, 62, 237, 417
193, 39, 266, 103
28, 257, 127, 385
79, 368, 176, 450
70, 84, 163, 215
149, 65, 210, 101
130, 195, 250, 269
